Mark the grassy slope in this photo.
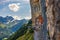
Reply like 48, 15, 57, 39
0, 23, 6, 28
7, 20, 34, 40
16, 28, 34, 40
16, 20, 34, 40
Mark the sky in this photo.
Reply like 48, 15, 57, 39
0, 0, 31, 20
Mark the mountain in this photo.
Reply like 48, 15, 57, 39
7, 20, 34, 40
10, 19, 28, 32
0, 23, 6, 28
0, 16, 28, 28
0, 16, 14, 24
0, 16, 29, 40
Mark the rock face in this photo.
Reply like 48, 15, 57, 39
30, 0, 48, 40
46, 0, 55, 40
30, 0, 40, 26
30, 0, 60, 40
53, 0, 60, 40
46, 0, 60, 40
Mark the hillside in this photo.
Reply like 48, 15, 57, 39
6, 20, 34, 40
0, 16, 28, 40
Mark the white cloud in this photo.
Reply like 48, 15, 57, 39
12, 16, 31, 20
24, 16, 31, 20
12, 16, 22, 20
8, 3, 20, 12
7, 15, 23, 20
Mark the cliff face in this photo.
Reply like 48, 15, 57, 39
46, 0, 60, 40
30, 0, 60, 40
46, 0, 55, 40
30, 0, 48, 40
30, 0, 41, 26
53, 0, 60, 40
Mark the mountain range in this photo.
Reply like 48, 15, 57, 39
0, 16, 29, 40
0, 16, 14, 24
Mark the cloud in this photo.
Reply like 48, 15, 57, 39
7, 15, 23, 20
12, 16, 22, 20
24, 16, 31, 20
8, 3, 20, 12
12, 15, 31, 20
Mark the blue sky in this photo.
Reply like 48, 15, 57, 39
0, 0, 31, 20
